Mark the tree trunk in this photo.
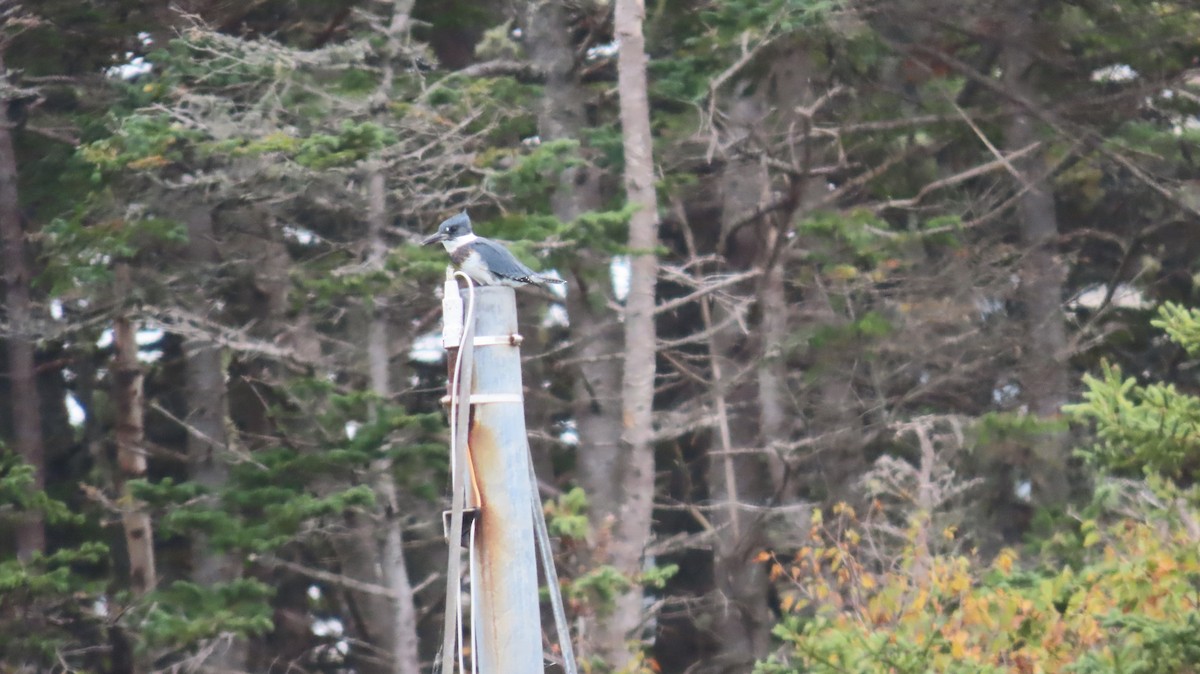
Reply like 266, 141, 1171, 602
228, 212, 320, 674
609, 0, 661, 666
701, 157, 777, 670
338, 165, 421, 674
341, 3, 422, 669
181, 203, 248, 671
0, 51, 44, 561
113, 263, 157, 602
697, 48, 821, 670
757, 265, 789, 490
1003, 9, 1070, 503
526, 0, 621, 663
702, 309, 776, 671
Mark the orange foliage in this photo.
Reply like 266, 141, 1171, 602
757, 507, 1200, 674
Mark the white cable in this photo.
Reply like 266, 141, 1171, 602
529, 450, 579, 674
456, 572, 466, 674
439, 272, 477, 674
469, 517, 480, 674
449, 273, 477, 511
454, 273, 477, 674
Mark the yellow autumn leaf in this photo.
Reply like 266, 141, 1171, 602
780, 593, 796, 612
994, 548, 1017, 575
963, 596, 982, 625
950, 629, 969, 659
828, 264, 859, 280
949, 570, 970, 594
127, 155, 170, 170
911, 589, 929, 612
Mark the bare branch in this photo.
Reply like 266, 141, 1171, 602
653, 269, 759, 315
873, 141, 1039, 213
251, 554, 422, 601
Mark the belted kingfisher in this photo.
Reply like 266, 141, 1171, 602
422, 212, 565, 288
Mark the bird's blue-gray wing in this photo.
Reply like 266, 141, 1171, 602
472, 238, 540, 280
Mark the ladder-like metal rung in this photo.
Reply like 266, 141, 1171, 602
439, 392, 524, 406
442, 507, 481, 548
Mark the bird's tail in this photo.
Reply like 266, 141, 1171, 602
537, 275, 567, 285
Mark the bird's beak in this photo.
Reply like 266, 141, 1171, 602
422, 232, 447, 246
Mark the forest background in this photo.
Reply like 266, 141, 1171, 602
4, 0, 1200, 672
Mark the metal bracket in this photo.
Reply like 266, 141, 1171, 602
440, 393, 525, 406
469, 334, 524, 347
442, 507, 481, 548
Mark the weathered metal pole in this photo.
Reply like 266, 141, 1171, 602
463, 285, 543, 673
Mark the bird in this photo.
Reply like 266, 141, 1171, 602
422, 212, 565, 288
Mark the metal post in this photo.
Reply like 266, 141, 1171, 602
464, 286, 543, 673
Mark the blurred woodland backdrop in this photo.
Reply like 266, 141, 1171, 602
4, 0, 1200, 672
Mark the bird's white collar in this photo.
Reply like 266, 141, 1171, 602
441, 232, 478, 253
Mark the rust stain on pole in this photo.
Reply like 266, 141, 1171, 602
464, 286, 543, 673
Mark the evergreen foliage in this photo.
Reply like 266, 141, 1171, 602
0, 452, 109, 667
1069, 303, 1200, 483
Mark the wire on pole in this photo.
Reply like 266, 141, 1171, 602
439, 271, 477, 673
